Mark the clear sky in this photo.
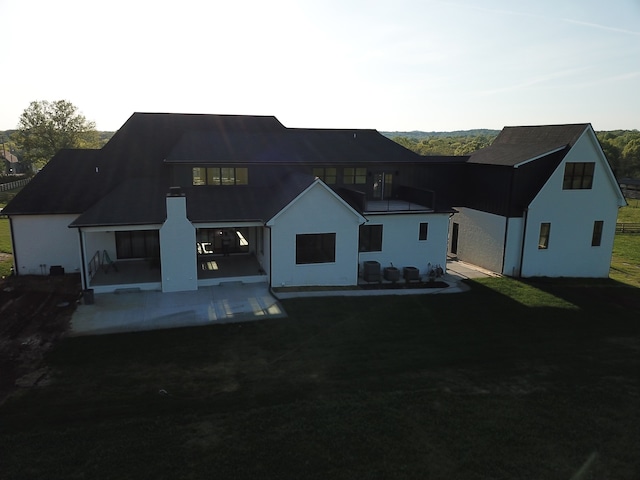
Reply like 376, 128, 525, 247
1, 0, 639, 132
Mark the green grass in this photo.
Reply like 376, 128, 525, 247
1, 278, 639, 480
610, 202, 640, 287
618, 198, 640, 222
610, 233, 640, 287
0, 218, 13, 277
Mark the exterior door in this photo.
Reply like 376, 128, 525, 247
372, 172, 393, 200
451, 222, 459, 255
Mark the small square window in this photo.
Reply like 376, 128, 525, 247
359, 225, 383, 252
563, 162, 595, 190
344, 167, 367, 184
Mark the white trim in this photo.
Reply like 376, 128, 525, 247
582, 126, 627, 206
266, 179, 365, 226
513, 146, 568, 168
78, 224, 163, 233
194, 221, 263, 228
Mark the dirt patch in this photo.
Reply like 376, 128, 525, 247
0, 274, 81, 404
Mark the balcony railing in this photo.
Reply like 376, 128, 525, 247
337, 185, 435, 213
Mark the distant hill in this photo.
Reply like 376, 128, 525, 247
381, 129, 500, 140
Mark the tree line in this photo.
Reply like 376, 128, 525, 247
385, 130, 640, 179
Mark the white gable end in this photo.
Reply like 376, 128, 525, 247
268, 180, 364, 287
523, 127, 623, 277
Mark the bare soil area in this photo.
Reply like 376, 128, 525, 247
0, 274, 81, 403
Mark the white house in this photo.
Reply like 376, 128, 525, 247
3, 115, 625, 294
419, 124, 626, 277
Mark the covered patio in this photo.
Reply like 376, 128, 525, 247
89, 253, 267, 293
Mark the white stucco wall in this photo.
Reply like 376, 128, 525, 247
10, 214, 80, 275
258, 226, 271, 277
503, 217, 524, 276
359, 212, 449, 277
450, 207, 506, 273
160, 196, 198, 292
268, 182, 362, 287
522, 130, 623, 277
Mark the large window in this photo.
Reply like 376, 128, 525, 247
343, 167, 367, 185
359, 225, 383, 252
538, 223, 551, 249
192, 167, 248, 186
313, 167, 337, 184
296, 233, 336, 264
115, 230, 160, 259
592, 220, 604, 247
563, 162, 594, 190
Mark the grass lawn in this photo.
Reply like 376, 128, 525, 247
1, 278, 639, 480
618, 197, 640, 221
0, 218, 13, 277
610, 203, 640, 287
0, 185, 21, 277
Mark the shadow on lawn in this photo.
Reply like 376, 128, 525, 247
520, 277, 640, 314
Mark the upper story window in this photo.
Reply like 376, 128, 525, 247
192, 167, 248, 186
343, 167, 367, 185
313, 167, 337, 184
563, 162, 594, 190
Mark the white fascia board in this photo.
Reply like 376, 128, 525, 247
582, 127, 627, 206
193, 221, 264, 229
78, 224, 164, 233
513, 146, 567, 168
266, 179, 366, 226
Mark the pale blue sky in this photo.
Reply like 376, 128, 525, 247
1, 0, 639, 132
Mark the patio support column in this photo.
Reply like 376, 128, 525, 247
160, 187, 198, 292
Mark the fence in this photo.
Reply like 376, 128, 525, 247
0, 178, 30, 192
616, 222, 640, 234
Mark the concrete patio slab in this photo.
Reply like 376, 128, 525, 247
71, 282, 286, 336
70, 261, 498, 336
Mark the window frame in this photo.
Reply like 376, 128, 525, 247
192, 167, 248, 186
295, 233, 336, 264
563, 162, 595, 190
343, 167, 367, 185
419, 222, 428, 241
592, 220, 604, 247
359, 224, 383, 252
538, 222, 551, 250
312, 167, 337, 184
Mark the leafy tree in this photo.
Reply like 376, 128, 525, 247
12, 100, 100, 170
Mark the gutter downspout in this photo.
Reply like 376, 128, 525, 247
8, 216, 18, 275
501, 169, 515, 276
265, 225, 277, 298
78, 229, 88, 291
518, 207, 529, 278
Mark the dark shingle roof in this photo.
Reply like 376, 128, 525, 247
70, 178, 169, 227
166, 128, 423, 164
468, 124, 589, 166
70, 170, 317, 227
2, 149, 108, 215
185, 171, 316, 223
